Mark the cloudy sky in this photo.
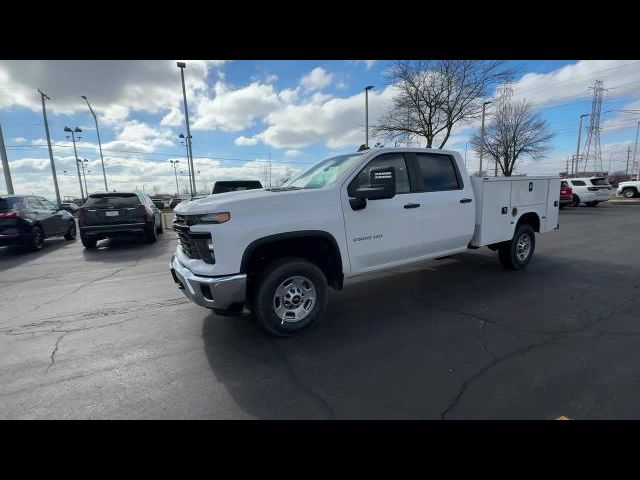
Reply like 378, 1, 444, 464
1, 59, 639, 200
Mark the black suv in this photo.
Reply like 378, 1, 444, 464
0, 195, 77, 251
78, 192, 163, 248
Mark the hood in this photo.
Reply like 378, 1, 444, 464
174, 188, 331, 215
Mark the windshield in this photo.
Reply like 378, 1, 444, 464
84, 193, 141, 208
283, 153, 365, 189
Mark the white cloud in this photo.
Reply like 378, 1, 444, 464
160, 107, 184, 127
234, 135, 259, 146
192, 81, 281, 131
300, 67, 333, 92
285, 149, 301, 157
14, 136, 27, 143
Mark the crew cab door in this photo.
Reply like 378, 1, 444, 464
410, 152, 475, 255
341, 152, 422, 272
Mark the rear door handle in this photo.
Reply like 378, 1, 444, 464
404, 203, 420, 209
460, 198, 472, 203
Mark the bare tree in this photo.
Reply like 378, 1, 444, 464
470, 99, 553, 176
373, 60, 515, 149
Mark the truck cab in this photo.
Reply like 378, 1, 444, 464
170, 148, 559, 336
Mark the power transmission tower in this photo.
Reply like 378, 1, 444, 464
625, 145, 631, 175
582, 80, 606, 174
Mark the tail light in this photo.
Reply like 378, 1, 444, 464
0, 211, 19, 219
137, 205, 147, 218
78, 208, 86, 221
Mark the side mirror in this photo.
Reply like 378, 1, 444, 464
352, 166, 396, 200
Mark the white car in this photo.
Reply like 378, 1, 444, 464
170, 148, 560, 336
617, 180, 640, 198
566, 177, 611, 206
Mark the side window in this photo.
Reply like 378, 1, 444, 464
27, 197, 45, 210
350, 153, 410, 195
415, 153, 461, 192
571, 180, 586, 186
40, 198, 57, 210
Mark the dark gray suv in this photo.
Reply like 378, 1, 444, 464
78, 192, 163, 248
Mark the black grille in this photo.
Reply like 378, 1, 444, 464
173, 220, 215, 263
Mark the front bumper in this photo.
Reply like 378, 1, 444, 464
170, 255, 246, 311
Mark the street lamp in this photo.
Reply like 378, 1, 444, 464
64, 126, 84, 200
365, 85, 374, 148
178, 133, 194, 195
79, 158, 89, 196
478, 101, 493, 176
169, 159, 180, 196
177, 62, 196, 195
81, 95, 108, 191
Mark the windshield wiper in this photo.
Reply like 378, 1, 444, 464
269, 186, 303, 191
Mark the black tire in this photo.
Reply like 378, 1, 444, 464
498, 224, 536, 271
586, 201, 598, 207
156, 217, 164, 234
64, 220, 77, 240
622, 188, 637, 199
145, 221, 157, 243
252, 257, 328, 336
572, 194, 581, 207
29, 226, 45, 251
559, 203, 566, 210
80, 232, 97, 249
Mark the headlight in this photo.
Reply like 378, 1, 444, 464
198, 212, 230, 224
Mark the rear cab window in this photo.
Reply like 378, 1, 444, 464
590, 178, 609, 186
414, 153, 462, 192
571, 180, 586, 186
84, 193, 142, 208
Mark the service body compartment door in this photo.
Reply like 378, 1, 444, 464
510, 179, 549, 207
479, 180, 512, 245
542, 178, 561, 232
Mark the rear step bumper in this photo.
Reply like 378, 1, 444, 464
170, 255, 246, 310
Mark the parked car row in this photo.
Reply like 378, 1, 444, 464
560, 176, 613, 208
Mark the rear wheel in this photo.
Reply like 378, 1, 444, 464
498, 224, 536, 270
622, 188, 637, 199
145, 221, 157, 243
64, 220, 76, 240
559, 203, 566, 210
29, 226, 44, 251
252, 257, 328, 336
572, 194, 581, 207
156, 217, 163, 234
80, 232, 97, 249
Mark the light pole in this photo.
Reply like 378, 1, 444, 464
478, 101, 492, 176
169, 160, 180, 196
0, 121, 13, 195
39, 89, 61, 205
177, 62, 196, 195
81, 96, 108, 191
64, 126, 84, 200
365, 85, 374, 148
178, 133, 194, 196
79, 158, 89, 196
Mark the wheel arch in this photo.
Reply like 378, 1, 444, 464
240, 230, 344, 290
516, 212, 540, 233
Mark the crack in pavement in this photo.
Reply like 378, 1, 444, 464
45, 332, 69, 373
440, 335, 562, 420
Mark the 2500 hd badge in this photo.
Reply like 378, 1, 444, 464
353, 234, 383, 242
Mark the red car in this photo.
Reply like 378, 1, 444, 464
560, 181, 573, 209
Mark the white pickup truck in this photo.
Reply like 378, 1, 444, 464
170, 148, 560, 336
617, 179, 640, 198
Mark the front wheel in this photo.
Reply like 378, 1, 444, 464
253, 257, 328, 336
498, 224, 536, 270
64, 220, 77, 240
622, 188, 637, 199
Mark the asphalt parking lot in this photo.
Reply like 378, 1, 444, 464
1, 203, 639, 419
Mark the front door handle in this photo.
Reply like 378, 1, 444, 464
460, 198, 472, 203
403, 203, 420, 209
